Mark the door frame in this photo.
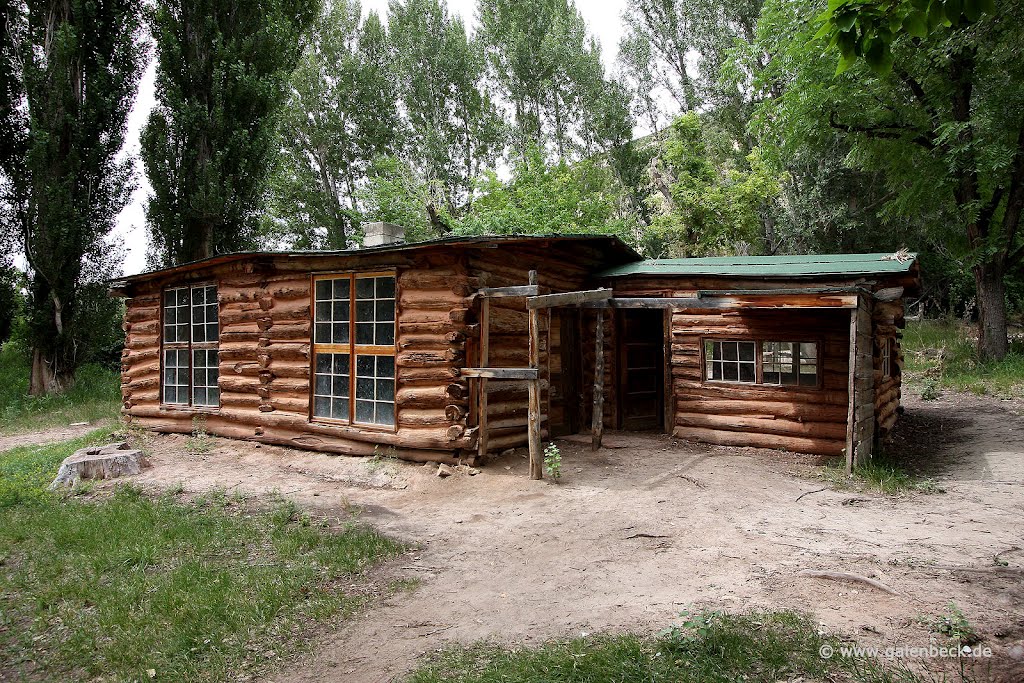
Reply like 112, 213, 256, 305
615, 307, 669, 431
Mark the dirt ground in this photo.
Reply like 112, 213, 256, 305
0, 421, 107, 453
111, 390, 1024, 683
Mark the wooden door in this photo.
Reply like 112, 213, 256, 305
617, 309, 664, 430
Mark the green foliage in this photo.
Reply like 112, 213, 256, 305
408, 609, 913, 683
902, 319, 1024, 397
0, 343, 121, 434
643, 113, 780, 257
816, 0, 995, 74
268, 2, 402, 249
186, 415, 212, 455
543, 442, 562, 480
923, 602, 979, 646
389, 0, 506, 227
143, 0, 321, 265
0, 0, 145, 392
0, 265, 22, 345
454, 145, 635, 239
754, 0, 1024, 359
818, 453, 943, 495
0, 433, 404, 681
477, 0, 630, 161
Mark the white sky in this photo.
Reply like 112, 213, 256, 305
112, 1, 630, 276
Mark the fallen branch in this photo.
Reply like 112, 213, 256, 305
795, 486, 829, 502
797, 569, 899, 595
626, 533, 669, 540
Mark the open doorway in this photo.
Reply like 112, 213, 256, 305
617, 308, 665, 431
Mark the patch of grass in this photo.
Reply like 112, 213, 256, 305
407, 609, 918, 683
816, 455, 943, 496
0, 343, 121, 434
0, 432, 405, 682
902, 319, 1024, 397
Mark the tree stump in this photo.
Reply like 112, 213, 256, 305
48, 442, 149, 489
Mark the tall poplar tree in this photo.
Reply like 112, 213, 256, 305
142, 0, 319, 266
389, 0, 505, 232
269, 3, 402, 249
0, 0, 145, 394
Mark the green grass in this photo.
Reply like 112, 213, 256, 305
0, 343, 122, 434
816, 456, 944, 495
407, 610, 919, 683
0, 431, 405, 682
902, 319, 1024, 397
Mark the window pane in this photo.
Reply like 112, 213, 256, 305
356, 323, 374, 345
376, 323, 394, 346
333, 301, 349, 321
333, 354, 349, 375
377, 355, 394, 378
355, 277, 374, 298
316, 280, 331, 301
356, 377, 374, 400
376, 401, 394, 425
376, 276, 395, 299
739, 342, 755, 361
377, 378, 394, 402
315, 375, 331, 395
315, 323, 330, 344
739, 362, 755, 382
356, 300, 374, 322
355, 399, 374, 422
723, 342, 738, 361
316, 302, 331, 321
314, 396, 331, 418
723, 363, 738, 381
333, 375, 348, 397
333, 279, 350, 300
333, 398, 349, 418
356, 355, 374, 376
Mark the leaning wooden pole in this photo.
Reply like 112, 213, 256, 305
592, 308, 604, 451
527, 270, 543, 480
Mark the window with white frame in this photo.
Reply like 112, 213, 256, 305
704, 339, 820, 387
162, 284, 219, 407
762, 341, 818, 386
312, 273, 396, 426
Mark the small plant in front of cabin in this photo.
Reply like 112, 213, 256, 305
543, 442, 562, 481
186, 415, 211, 454
922, 602, 980, 646
920, 379, 940, 401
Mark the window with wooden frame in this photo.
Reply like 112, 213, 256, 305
161, 284, 220, 407
312, 272, 396, 427
703, 339, 820, 387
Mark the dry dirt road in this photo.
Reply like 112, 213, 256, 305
123, 390, 1024, 683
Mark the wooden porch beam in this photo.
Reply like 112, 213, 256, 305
527, 288, 612, 309
462, 367, 539, 380
582, 294, 859, 310
478, 285, 540, 298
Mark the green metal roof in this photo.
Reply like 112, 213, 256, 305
599, 252, 918, 278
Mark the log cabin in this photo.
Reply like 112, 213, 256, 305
110, 226, 920, 476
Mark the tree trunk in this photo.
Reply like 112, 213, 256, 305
974, 262, 1008, 360
29, 347, 70, 396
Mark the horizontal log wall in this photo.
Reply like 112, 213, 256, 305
873, 298, 906, 436
467, 244, 599, 453
670, 308, 851, 457
122, 249, 478, 464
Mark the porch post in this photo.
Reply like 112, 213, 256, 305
592, 308, 604, 451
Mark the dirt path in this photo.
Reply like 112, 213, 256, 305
125, 391, 1024, 683
0, 421, 110, 453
